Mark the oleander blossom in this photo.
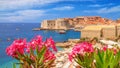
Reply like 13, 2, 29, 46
6, 35, 57, 68
6, 35, 57, 61
26, 35, 43, 53
68, 42, 94, 61
102, 45, 108, 51
101, 45, 118, 55
44, 37, 57, 52
44, 50, 56, 62
6, 39, 26, 58
25, 35, 57, 62
26, 36, 57, 53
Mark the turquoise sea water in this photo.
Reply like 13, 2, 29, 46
0, 23, 80, 68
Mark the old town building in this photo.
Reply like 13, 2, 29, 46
81, 25, 120, 39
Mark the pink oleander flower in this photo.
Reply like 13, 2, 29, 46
44, 50, 56, 62
68, 42, 94, 61
113, 48, 117, 55
101, 45, 118, 55
44, 37, 57, 52
26, 35, 43, 53
102, 45, 108, 51
26, 35, 57, 53
68, 53, 74, 61
25, 35, 57, 62
6, 35, 57, 68
6, 39, 26, 58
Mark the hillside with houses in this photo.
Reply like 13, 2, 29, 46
41, 16, 120, 30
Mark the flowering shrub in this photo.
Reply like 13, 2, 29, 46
6, 35, 57, 68
94, 46, 120, 68
69, 42, 120, 68
6, 39, 27, 58
68, 42, 94, 68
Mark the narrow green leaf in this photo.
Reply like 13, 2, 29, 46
36, 45, 39, 56
98, 50, 103, 64
38, 46, 46, 66
30, 47, 34, 55
38, 46, 46, 58
38, 54, 44, 65
13, 63, 16, 68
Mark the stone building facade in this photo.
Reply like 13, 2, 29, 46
41, 20, 56, 29
102, 27, 116, 39
81, 25, 119, 39
41, 20, 48, 29
41, 18, 69, 29
81, 25, 102, 39
81, 30, 101, 39
55, 19, 69, 29
117, 24, 120, 37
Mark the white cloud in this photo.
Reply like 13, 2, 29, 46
0, 0, 95, 11
0, 5, 74, 22
53, 6, 74, 10
89, 4, 103, 7
88, 3, 114, 7
63, 0, 94, 1
0, 0, 96, 22
0, 10, 46, 22
84, 5, 120, 13
0, 0, 60, 11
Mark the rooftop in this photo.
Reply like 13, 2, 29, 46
76, 16, 101, 18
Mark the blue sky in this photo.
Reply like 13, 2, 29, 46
0, 0, 120, 23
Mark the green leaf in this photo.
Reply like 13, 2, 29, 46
94, 49, 104, 68
38, 46, 46, 66
30, 47, 34, 55
36, 45, 39, 56
38, 54, 44, 65
74, 55, 83, 66
94, 49, 120, 68
75, 53, 94, 68
98, 50, 103, 63
38, 46, 46, 58
13, 63, 16, 68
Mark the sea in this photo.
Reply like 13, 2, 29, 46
0, 23, 80, 68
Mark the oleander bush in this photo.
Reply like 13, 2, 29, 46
6, 35, 57, 68
69, 42, 120, 68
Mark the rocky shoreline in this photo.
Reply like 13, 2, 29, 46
51, 39, 81, 68
32, 27, 82, 32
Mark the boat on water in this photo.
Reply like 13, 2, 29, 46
7, 38, 11, 41
32, 28, 41, 31
16, 28, 19, 31
58, 30, 66, 34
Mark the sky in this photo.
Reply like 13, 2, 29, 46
0, 0, 120, 23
